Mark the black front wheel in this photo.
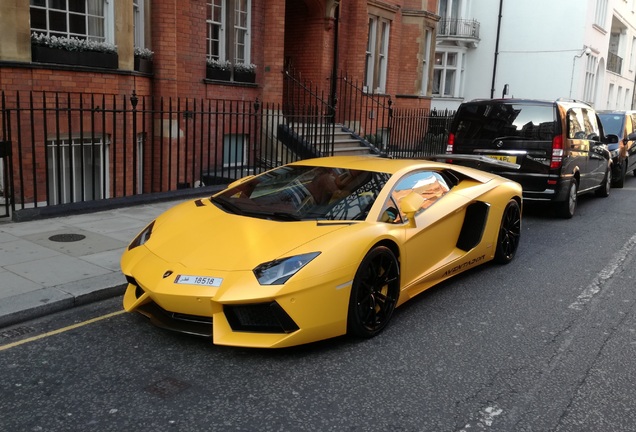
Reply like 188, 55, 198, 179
494, 199, 521, 264
347, 246, 400, 338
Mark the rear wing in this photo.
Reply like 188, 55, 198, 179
425, 154, 521, 171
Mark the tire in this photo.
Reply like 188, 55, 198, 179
595, 167, 611, 198
494, 199, 521, 264
612, 162, 625, 188
347, 246, 400, 338
556, 179, 578, 219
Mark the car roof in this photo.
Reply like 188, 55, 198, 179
462, 98, 592, 109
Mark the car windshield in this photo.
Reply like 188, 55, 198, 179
213, 165, 391, 221
598, 113, 624, 136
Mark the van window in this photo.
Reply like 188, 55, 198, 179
568, 108, 599, 139
454, 103, 555, 140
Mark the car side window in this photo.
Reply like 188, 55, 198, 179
568, 108, 584, 139
381, 171, 450, 223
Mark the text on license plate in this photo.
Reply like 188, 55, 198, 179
174, 274, 223, 287
486, 155, 517, 163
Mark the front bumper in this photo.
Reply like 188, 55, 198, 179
121, 247, 354, 348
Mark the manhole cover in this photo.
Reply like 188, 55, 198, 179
48, 233, 86, 242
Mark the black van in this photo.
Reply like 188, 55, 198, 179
446, 98, 614, 218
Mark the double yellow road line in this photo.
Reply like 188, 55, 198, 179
0, 310, 125, 352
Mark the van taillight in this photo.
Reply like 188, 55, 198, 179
446, 133, 455, 153
550, 135, 564, 169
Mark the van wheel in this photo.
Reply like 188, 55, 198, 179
596, 168, 611, 197
557, 179, 577, 219
611, 163, 625, 188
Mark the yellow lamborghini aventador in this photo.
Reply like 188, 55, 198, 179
121, 155, 522, 348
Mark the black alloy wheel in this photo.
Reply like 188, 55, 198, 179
494, 199, 521, 264
596, 167, 611, 197
557, 179, 578, 219
347, 246, 400, 338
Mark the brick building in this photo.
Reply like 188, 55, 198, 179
0, 0, 439, 216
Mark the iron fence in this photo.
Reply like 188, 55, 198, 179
0, 89, 454, 219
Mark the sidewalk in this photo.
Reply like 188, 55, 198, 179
0, 199, 188, 328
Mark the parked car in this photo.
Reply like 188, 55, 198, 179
597, 110, 636, 188
121, 156, 522, 348
446, 98, 615, 218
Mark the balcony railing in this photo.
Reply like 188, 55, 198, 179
607, 52, 623, 74
437, 18, 480, 39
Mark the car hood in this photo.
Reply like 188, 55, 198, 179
145, 200, 349, 271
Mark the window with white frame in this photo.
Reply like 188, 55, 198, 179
583, 55, 597, 104
223, 134, 248, 167
133, 0, 145, 49
433, 51, 459, 97
206, 0, 251, 64
594, 0, 608, 28
364, 15, 390, 93
46, 136, 110, 205
30, 0, 114, 43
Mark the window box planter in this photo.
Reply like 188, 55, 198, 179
233, 70, 256, 83
134, 56, 153, 74
206, 66, 231, 81
31, 45, 118, 69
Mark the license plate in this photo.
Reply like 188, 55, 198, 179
174, 274, 223, 287
486, 155, 517, 163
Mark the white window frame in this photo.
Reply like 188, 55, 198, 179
206, 0, 251, 65
595, 0, 608, 28
30, 0, 114, 44
46, 136, 110, 205
364, 15, 390, 94
433, 51, 459, 97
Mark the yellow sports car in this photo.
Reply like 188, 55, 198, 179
121, 156, 522, 348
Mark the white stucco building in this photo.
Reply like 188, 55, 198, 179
431, 0, 636, 111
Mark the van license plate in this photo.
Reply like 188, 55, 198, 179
487, 155, 517, 163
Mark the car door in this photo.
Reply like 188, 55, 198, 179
627, 113, 636, 174
586, 112, 609, 188
383, 171, 469, 296
566, 107, 593, 189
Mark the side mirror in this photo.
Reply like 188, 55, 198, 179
604, 133, 619, 144
627, 131, 636, 142
398, 191, 425, 228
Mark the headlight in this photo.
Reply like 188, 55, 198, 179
128, 221, 155, 250
253, 252, 321, 285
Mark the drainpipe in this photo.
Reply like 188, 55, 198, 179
490, 0, 504, 99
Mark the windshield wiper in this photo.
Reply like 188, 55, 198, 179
210, 196, 245, 215
269, 212, 301, 221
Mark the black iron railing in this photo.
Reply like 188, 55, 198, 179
437, 18, 480, 39
0, 89, 454, 219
